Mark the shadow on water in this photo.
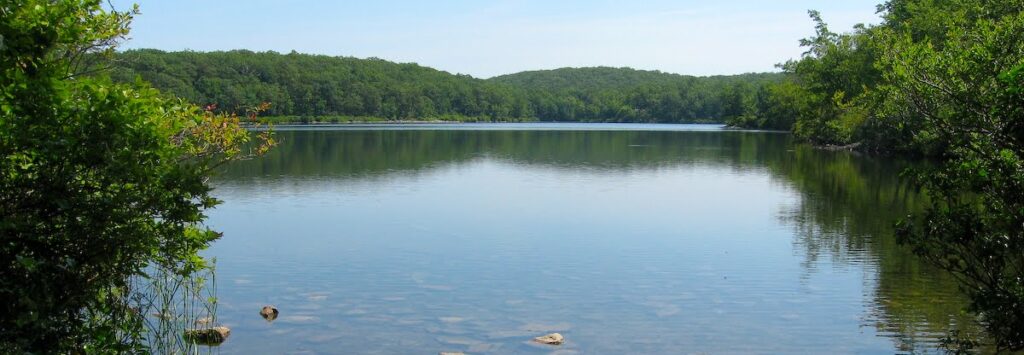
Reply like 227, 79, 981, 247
215, 127, 978, 353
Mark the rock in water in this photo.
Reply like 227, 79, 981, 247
532, 332, 564, 345
184, 326, 231, 345
260, 305, 279, 321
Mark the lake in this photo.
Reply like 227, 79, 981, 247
205, 123, 973, 354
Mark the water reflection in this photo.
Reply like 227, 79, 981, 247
766, 146, 979, 352
221, 129, 792, 179
209, 126, 974, 353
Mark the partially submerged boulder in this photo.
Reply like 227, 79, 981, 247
532, 332, 564, 345
260, 305, 279, 321
184, 326, 230, 345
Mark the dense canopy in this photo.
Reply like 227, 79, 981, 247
108, 50, 784, 123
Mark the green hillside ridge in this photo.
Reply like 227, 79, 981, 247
109, 49, 784, 123
491, 66, 781, 92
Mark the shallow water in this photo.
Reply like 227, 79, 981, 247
205, 124, 972, 354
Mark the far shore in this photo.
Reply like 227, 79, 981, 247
252, 119, 469, 125
247, 117, 724, 126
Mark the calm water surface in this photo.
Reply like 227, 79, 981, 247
205, 124, 973, 354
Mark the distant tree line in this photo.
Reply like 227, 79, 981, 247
490, 67, 783, 123
108, 49, 784, 123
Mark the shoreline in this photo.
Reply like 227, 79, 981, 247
253, 119, 469, 125
247, 119, 726, 126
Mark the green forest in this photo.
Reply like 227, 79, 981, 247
108, 50, 783, 123
730, 2, 1024, 155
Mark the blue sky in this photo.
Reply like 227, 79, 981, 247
109, 0, 882, 78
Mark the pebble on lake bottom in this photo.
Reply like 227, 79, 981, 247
260, 305, 279, 321
532, 332, 565, 345
184, 326, 231, 346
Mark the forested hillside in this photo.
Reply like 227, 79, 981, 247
109, 49, 783, 123
491, 67, 780, 91
109, 49, 528, 122
491, 67, 688, 91
493, 67, 784, 123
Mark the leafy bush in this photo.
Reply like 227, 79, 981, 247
0, 1, 273, 352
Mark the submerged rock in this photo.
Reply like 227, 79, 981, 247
532, 332, 564, 345
260, 305, 279, 321
184, 326, 231, 345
